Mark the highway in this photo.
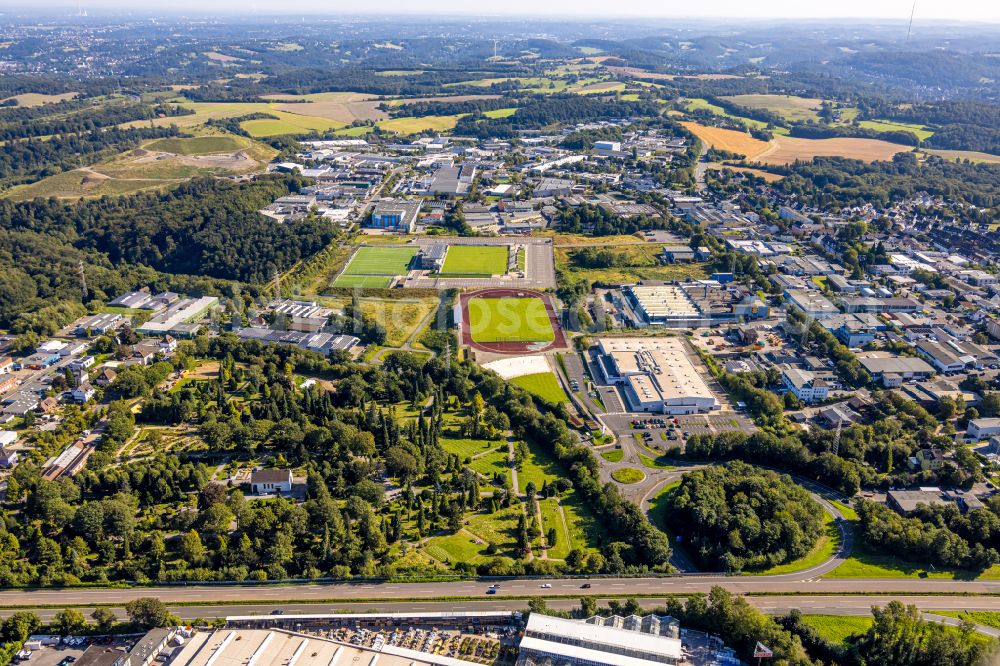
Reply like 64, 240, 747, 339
1, 575, 999, 609
3, 596, 998, 638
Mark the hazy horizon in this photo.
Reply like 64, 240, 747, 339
4, 0, 1000, 23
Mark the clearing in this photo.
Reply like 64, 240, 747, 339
440, 245, 508, 276
858, 119, 934, 141
468, 297, 555, 344
358, 295, 439, 347
378, 115, 464, 135
922, 149, 1000, 164
1, 92, 77, 107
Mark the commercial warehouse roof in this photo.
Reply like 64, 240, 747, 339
522, 614, 681, 666
599, 337, 716, 407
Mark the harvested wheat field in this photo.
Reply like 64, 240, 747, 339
753, 136, 909, 165
705, 163, 784, 182
683, 122, 910, 165
681, 122, 769, 157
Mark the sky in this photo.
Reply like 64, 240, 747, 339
16, 0, 1000, 21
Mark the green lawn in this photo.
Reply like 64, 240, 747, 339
343, 246, 418, 275
933, 611, 1000, 630
824, 543, 1000, 580
611, 468, 645, 484
441, 245, 508, 276
469, 297, 555, 343
830, 499, 858, 521
800, 615, 873, 645
441, 437, 500, 460
601, 448, 624, 462
424, 531, 491, 565
560, 490, 603, 552
510, 372, 568, 405
540, 498, 571, 560
516, 439, 563, 494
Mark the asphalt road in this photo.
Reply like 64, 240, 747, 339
2, 575, 1000, 610
4, 597, 999, 637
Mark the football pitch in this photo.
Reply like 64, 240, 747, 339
440, 245, 508, 276
333, 247, 418, 288
469, 297, 555, 343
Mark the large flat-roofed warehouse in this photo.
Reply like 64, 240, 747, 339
518, 613, 682, 666
622, 284, 708, 328
596, 337, 719, 414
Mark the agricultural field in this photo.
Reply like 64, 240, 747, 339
858, 119, 934, 141
440, 245, 508, 276
922, 149, 1000, 164
682, 121, 910, 165
378, 115, 464, 134
680, 121, 770, 157
260, 91, 387, 123
482, 107, 518, 119
510, 372, 569, 405
0, 91, 78, 107
468, 297, 555, 344
333, 246, 418, 288
721, 94, 825, 122
753, 135, 910, 165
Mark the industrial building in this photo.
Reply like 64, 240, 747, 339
596, 337, 719, 414
621, 284, 705, 328
136, 296, 219, 337
518, 613, 682, 666
368, 199, 423, 232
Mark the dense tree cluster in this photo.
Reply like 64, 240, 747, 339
667, 462, 825, 571
856, 499, 1000, 572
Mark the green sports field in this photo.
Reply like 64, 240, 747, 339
469, 297, 555, 343
511, 372, 568, 404
334, 246, 417, 287
440, 245, 508, 276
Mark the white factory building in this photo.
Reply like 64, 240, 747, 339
518, 613, 682, 666
596, 337, 719, 414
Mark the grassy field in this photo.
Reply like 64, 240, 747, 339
800, 615, 873, 645
539, 498, 571, 559
340, 247, 418, 276
933, 611, 1000, 630
0, 92, 77, 107
468, 297, 555, 343
144, 135, 248, 155
685, 98, 768, 129
516, 439, 563, 494
555, 243, 708, 287
561, 490, 603, 551
441, 437, 499, 461
824, 543, 1000, 580
378, 115, 464, 134
858, 119, 934, 141
830, 499, 858, 521
482, 107, 518, 119
704, 163, 784, 182
358, 295, 438, 347
922, 149, 1000, 164
441, 245, 508, 276
601, 448, 624, 462
242, 113, 347, 137
330, 275, 392, 288
721, 94, 825, 123
510, 372, 569, 405
611, 467, 645, 484
5, 170, 173, 200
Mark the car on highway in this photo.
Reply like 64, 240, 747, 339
580, 583, 591, 589
540, 583, 552, 588
486, 588, 497, 594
